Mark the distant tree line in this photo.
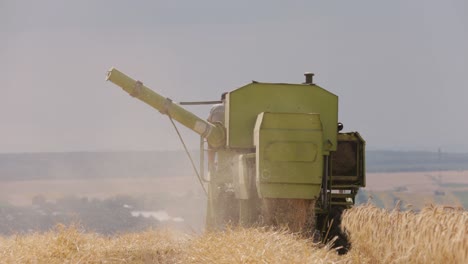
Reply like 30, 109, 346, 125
0, 151, 197, 181
2, 150, 468, 181
366, 150, 468, 172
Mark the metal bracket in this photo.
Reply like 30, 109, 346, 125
130, 80, 143, 97
159, 97, 173, 115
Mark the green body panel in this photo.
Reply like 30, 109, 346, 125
254, 112, 323, 199
226, 83, 338, 153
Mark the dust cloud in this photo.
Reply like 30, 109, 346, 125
0, 151, 207, 235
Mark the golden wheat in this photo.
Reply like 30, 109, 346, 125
0, 224, 187, 264
0, 225, 350, 264
181, 227, 350, 264
1, 204, 465, 263
342, 204, 468, 264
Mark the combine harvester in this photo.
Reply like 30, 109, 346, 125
106, 68, 365, 254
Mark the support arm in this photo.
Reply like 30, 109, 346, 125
106, 67, 226, 148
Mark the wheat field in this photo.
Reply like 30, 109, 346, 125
0, 205, 466, 263
342, 204, 468, 264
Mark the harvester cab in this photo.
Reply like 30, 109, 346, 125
106, 68, 365, 253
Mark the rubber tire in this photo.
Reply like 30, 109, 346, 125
327, 206, 350, 255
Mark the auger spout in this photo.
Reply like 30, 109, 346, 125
106, 67, 226, 148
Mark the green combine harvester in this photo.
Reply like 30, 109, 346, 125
106, 68, 365, 254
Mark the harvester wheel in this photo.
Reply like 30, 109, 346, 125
326, 206, 350, 255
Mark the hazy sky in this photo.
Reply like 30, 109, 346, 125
1, 0, 467, 153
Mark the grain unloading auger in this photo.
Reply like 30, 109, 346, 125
106, 68, 366, 254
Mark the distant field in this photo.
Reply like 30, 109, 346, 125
0, 176, 203, 206
2, 150, 468, 181
1, 150, 467, 212
1, 170, 468, 208
454, 191, 468, 208
363, 170, 468, 209
365, 170, 468, 192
